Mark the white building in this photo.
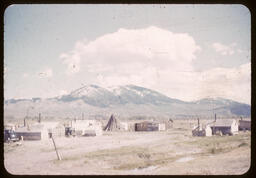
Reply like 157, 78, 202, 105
71, 120, 102, 136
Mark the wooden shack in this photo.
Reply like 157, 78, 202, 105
192, 125, 212, 137
15, 124, 47, 140
135, 121, 159, 131
15, 122, 65, 140
238, 120, 251, 131
15, 131, 41, 141
210, 119, 238, 135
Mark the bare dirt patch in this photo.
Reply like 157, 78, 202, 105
4, 123, 250, 175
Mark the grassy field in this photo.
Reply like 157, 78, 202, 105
4, 119, 251, 175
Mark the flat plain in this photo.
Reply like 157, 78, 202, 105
4, 119, 250, 175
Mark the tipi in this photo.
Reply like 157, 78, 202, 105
104, 114, 121, 131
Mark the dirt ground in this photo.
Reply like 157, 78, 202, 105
4, 120, 251, 175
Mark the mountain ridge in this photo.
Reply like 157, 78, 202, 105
4, 84, 251, 118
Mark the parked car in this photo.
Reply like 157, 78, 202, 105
4, 129, 19, 142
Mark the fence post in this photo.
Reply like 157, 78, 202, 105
51, 137, 61, 161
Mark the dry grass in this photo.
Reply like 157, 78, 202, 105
4, 120, 251, 175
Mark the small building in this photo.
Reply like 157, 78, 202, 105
210, 119, 238, 136
120, 122, 129, 131
15, 122, 65, 140
205, 125, 212, 137
238, 120, 251, 131
135, 121, 159, 131
158, 123, 166, 131
15, 131, 41, 141
192, 127, 205, 136
192, 119, 212, 137
71, 119, 102, 136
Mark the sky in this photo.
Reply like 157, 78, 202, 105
4, 4, 251, 104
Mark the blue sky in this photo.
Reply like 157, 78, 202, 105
4, 4, 251, 104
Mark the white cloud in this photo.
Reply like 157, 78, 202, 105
59, 26, 250, 104
212, 42, 236, 55
60, 26, 201, 75
38, 68, 53, 78
60, 39, 89, 75
197, 63, 251, 104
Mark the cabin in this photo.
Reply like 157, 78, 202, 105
238, 120, 251, 131
15, 122, 65, 140
135, 121, 159, 131
210, 119, 238, 135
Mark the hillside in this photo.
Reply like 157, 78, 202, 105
4, 85, 251, 119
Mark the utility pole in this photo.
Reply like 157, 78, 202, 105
39, 113, 41, 123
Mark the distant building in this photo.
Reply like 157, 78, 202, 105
238, 120, 251, 131
15, 122, 65, 140
192, 124, 212, 137
71, 119, 102, 136
135, 121, 159, 131
205, 125, 212, 137
120, 122, 129, 131
158, 123, 166, 131
210, 119, 238, 135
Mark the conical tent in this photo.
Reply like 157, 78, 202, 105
104, 114, 121, 131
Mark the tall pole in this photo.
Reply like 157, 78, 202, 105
39, 113, 41, 123
51, 137, 61, 160
197, 118, 200, 129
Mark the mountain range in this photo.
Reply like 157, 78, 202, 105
4, 84, 251, 119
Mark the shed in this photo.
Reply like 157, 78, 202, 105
15, 131, 41, 141
15, 124, 47, 140
158, 123, 166, 131
238, 120, 251, 131
15, 122, 65, 140
135, 121, 159, 131
205, 125, 212, 137
120, 122, 129, 131
210, 119, 238, 135
71, 119, 102, 136
192, 124, 212, 137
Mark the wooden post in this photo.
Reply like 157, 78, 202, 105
51, 137, 61, 161
39, 113, 41, 123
